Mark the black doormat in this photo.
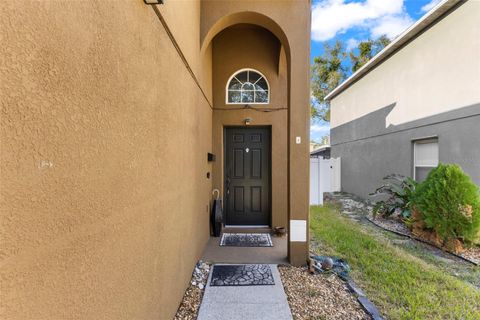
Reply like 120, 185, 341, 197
210, 264, 275, 286
219, 233, 273, 247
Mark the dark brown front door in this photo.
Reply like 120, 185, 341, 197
224, 127, 271, 226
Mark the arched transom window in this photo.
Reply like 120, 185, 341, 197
226, 69, 269, 104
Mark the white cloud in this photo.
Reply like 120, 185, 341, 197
346, 38, 360, 51
421, 0, 442, 12
370, 13, 414, 38
311, 0, 413, 41
310, 124, 330, 133
310, 123, 330, 142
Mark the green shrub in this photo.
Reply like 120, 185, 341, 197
413, 163, 480, 245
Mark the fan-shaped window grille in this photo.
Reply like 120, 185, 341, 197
226, 69, 269, 104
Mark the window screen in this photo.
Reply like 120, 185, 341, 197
413, 138, 438, 182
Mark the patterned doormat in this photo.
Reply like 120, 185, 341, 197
210, 264, 275, 286
219, 233, 273, 247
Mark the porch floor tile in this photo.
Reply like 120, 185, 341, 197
202, 233, 288, 264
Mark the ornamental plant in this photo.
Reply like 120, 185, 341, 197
369, 174, 417, 219
413, 163, 480, 246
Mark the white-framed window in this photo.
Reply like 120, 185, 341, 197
413, 137, 439, 182
226, 69, 269, 104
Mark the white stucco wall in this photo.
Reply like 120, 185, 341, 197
330, 0, 480, 128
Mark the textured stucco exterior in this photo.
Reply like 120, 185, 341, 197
1, 1, 212, 319
330, 1, 480, 199
1, 1, 311, 319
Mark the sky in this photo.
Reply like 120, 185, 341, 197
310, 0, 443, 143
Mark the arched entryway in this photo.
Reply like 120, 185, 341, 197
200, 10, 308, 265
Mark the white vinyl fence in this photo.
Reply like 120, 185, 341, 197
310, 157, 341, 205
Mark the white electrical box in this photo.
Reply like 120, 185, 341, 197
295, 136, 301, 144
290, 220, 307, 242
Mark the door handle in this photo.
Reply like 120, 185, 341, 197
226, 176, 231, 196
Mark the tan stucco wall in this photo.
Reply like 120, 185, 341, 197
1, 2, 311, 318
330, 0, 480, 128
1, 1, 212, 319
202, 0, 311, 265
211, 25, 288, 229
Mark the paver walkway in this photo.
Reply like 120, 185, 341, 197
197, 264, 292, 320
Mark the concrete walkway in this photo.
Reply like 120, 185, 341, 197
197, 264, 293, 320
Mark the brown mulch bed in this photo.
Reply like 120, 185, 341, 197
173, 261, 210, 320
173, 285, 204, 320
368, 214, 480, 265
459, 247, 480, 264
278, 265, 369, 320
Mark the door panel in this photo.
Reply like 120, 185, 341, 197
251, 187, 262, 212
225, 127, 270, 226
251, 149, 262, 178
233, 187, 245, 212
233, 149, 244, 177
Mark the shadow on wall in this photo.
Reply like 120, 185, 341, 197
331, 102, 480, 146
330, 103, 480, 198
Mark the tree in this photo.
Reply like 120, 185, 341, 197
311, 41, 347, 122
320, 135, 330, 145
349, 35, 391, 73
310, 36, 391, 122
310, 135, 330, 148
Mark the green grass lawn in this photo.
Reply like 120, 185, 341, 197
310, 205, 480, 320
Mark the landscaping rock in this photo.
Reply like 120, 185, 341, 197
462, 247, 480, 265
370, 215, 412, 236
278, 265, 370, 320
174, 260, 211, 320
173, 286, 203, 320
312, 255, 351, 279
321, 257, 334, 270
